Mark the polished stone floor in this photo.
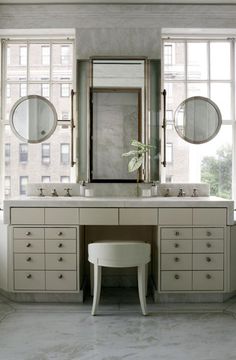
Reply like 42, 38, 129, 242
1, 289, 236, 360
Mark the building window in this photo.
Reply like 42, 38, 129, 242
19, 46, 27, 65
41, 83, 50, 97
6, 84, 11, 98
60, 176, 70, 183
20, 83, 27, 97
19, 176, 28, 195
166, 143, 173, 164
164, 44, 173, 65
60, 84, 70, 97
7, 47, 11, 65
60, 143, 70, 165
19, 144, 28, 163
41, 46, 50, 65
42, 144, 50, 164
4, 176, 11, 197
61, 111, 69, 120
42, 176, 50, 183
5, 143, 10, 165
61, 45, 70, 65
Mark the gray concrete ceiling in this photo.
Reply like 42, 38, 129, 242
1, 0, 236, 4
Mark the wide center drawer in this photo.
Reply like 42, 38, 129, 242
45, 228, 76, 239
80, 208, 118, 225
161, 254, 192, 270
14, 254, 45, 270
119, 208, 158, 225
45, 254, 76, 270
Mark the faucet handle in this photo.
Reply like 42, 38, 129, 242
64, 188, 72, 197
51, 188, 58, 197
192, 188, 198, 197
37, 187, 45, 197
164, 188, 170, 197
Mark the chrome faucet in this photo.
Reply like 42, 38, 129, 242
177, 188, 185, 197
51, 188, 58, 197
37, 187, 45, 197
192, 188, 198, 197
64, 188, 72, 197
164, 188, 170, 197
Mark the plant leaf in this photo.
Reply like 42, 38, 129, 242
128, 155, 144, 172
122, 150, 139, 157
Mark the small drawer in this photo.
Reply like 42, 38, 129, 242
45, 208, 79, 225
161, 254, 192, 270
193, 271, 224, 291
80, 208, 118, 225
11, 208, 44, 225
45, 254, 76, 270
193, 208, 226, 226
14, 271, 45, 290
161, 239, 192, 254
193, 254, 223, 270
14, 254, 45, 270
161, 228, 192, 240
193, 228, 224, 239
119, 208, 158, 225
159, 208, 192, 225
193, 239, 224, 253
45, 240, 76, 253
45, 228, 76, 240
46, 271, 77, 291
161, 271, 192, 291
13, 228, 44, 239
13, 239, 44, 253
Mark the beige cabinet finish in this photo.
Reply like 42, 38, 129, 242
45, 254, 76, 270
159, 208, 192, 225
14, 271, 45, 290
45, 208, 79, 225
14, 254, 45, 270
80, 208, 118, 225
13, 227, 44, 239
46, 271, 77, 291
45, 239, 76, 253
161, 254, 192, 271
161, 239, 192, 253
13, 239, 44, 253
45, 228, 76, 239
193, 208, 226, 225
193, 239, 224, 253
119, 208, 158, 225
193, 254, 224, 270
161, 228, 192, 239
161, 271, 192, 291
193, 271, 224, 291
11, 208, 44, 225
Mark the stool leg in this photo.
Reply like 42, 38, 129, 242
91, 264, 102, 316
90, 263, 94, 296
138, 264, 148, 316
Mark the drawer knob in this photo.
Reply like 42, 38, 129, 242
206, 274, 212, 279
58, 243, 63, 248
57, 232, 63, 236
206, 257, 211, 262
174, 274, 180, 280
26, 243, 31, 248
174, 257, 180, 262
175, 231, 180, 236
58, 274, 63, 279
57, 257, 63, 262
174, 243, 179, 248
26, 274, 32, 279
206, 231, 212, 237
26, 256, 32, 262
206, 242, 212, 248
26, 232, 31, 236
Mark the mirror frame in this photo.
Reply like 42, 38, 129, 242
9, 95, 58, 144
174, 96, 222, 144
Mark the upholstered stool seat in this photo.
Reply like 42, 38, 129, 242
88, 241, 151, 316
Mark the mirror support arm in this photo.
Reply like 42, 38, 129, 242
161, 89, 167, 167
71, 89, 76, 167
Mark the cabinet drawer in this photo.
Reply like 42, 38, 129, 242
161, 239, 192, 254
45, 208, 79, 225
193, 227, 224, 239
11, 208, 44, 225
13, 228, 44, 239
193, 254, 223, 270
159, 209, 192, 225
119, 208, 158, 225
193, 209, 226, 226
45, 228, 76, 239
45, 254, 76, 270
161, 254, 192, 270
14, 271, 45, 290
46, 271, 77, 291
14, 239, 44, 253
193, 271, 224, 291
161, 271, 192, 291
14, 254, 45, 270
80, 208, 118, 225
45, 240, 76, 253
193, 239, 224, 253
161, 228, 192, 239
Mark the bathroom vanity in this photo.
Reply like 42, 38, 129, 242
2, 195, 235, 302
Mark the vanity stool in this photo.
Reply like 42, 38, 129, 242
88, 241, 151, 316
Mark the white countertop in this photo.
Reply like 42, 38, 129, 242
3, 195, 234, 225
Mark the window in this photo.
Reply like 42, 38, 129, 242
19, 176, 28, 195
41, 46, 50, 65
7, 47, 11, 65
60, 143, 70, 165
20, 83, 27, 97
5, 143, 10, 165
42, 176, 50, 183
60, 83, 70, 97
165, 175, 173, 183
6, 84, 11, 98
41, 83, 50, 97
61, 45, 70, 65
163, 38, 233, 199
4, 176, 11, 197
61, 111, 69, 120
60, 176, 70, 183
42, 144, 50, 164
19, 144, 28, 163
19, 46, 27, 65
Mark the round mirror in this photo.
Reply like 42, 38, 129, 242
174, 96, 222, 144
9, 95, 57, 143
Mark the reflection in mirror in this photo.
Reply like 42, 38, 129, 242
9, 95, 57, 143
174, 96, 222, 144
